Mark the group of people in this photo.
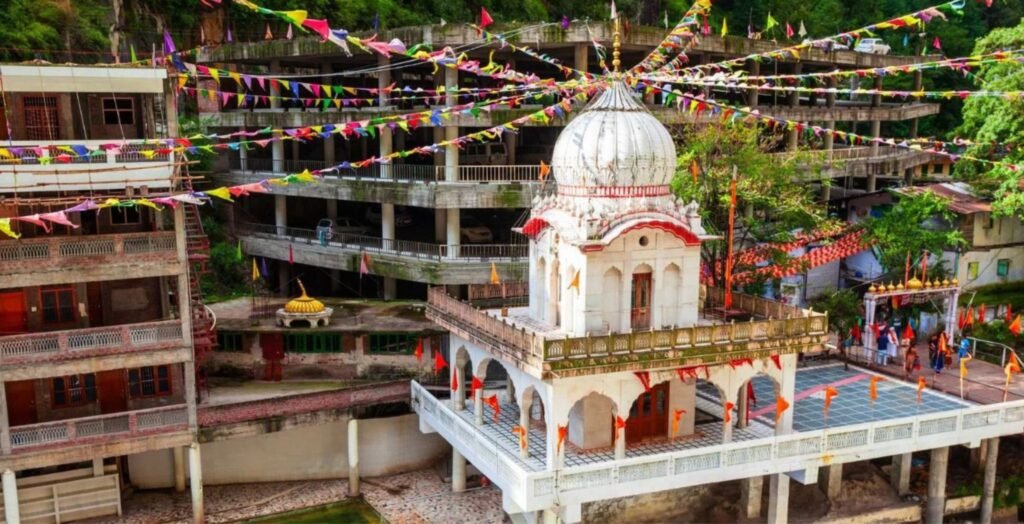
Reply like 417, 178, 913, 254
848, 319, 970, 379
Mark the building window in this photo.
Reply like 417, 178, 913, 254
128, 366, 172, 398
23, 96, 59, 140
40, 286, 76, 325
284, 333, 342, 353
968, 262, 980, 280
217, 332, 245, 352
367, 333, 417, 355
997, 259, 1010, 278
52, 374, 97, 407
109, 206, 141, 225
102, 97, 135, 125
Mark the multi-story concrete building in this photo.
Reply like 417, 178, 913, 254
196, 24, 942, 298
0, 64, 206, 523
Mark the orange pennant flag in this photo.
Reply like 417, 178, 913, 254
512, 425, 527, 450
917, 376, 927, 403
823, 387, 838, 417
869, 376, 882, 402
538, 160, 551, 181
671, 409, 686, 438
567, 269, 581, 294
615, 415, 626, 430
414, 338, 424, 362
690, 159, 700, 184
1010, 314, 1023, 336
484, 395, 501, 422
1005, 359, 1021, 381
557, 425, 568, 453
723, 402, 735, 424
490, 262, 501, 285
775, 395, 790, 423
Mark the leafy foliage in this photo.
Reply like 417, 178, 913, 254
199, 215, 250, 303
810, 289, 860, 337
862, 190, 964, 273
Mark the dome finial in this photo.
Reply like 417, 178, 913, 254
612, 15, 622, 73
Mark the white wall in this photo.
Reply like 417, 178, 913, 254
127, 413, 448, 488
945, 246, 1024, 289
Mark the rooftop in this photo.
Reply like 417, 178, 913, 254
0, 63, 167, 93
210, 296, 442, 334
897, 182, 992, 215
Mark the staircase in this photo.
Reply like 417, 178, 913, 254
183, 202, 216, 399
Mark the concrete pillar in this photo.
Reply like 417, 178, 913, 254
453, 366, 466, 410
238, 127, 249, 171
446, 209, 461, 259
3, 469, 19, 524
909, 71, 923, 138
274, 194, 287, 234
435, 208, 447, 243
383, 278, 397, 300
506, 131, 517, 165
326, 199, 338, 221
348, 418, 360, 496
381, 204, 395, 242
925, 446, 949, 524
290, 140, 300, 163
822, 463, 842, 500
767, 473, 789, 524
271, 135, 285, 172
574, 43, 588, 74
788, 64, 801, 106
323, 135, 335, 167
867, 172, 878, 193
91, 458, 103, 476
891, 453, 911, 495
980, 437, 1000, 524
614, 424, 626, 460
740, 476, 764, 519
452, 449, 467, 492
173, 446, 187, 492
518, 401, 531, 459
474, 387, 484, 426
970, 440, 986, 473
736, 384, 749, 429
869, 119, 882, 159
189, 442, 205, 524
747, 60, 760, 106
0, 380, 10, 454
444, 67, 459, 182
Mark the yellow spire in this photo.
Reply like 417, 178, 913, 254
612, 15, 622, 73
284, 279, 326, 314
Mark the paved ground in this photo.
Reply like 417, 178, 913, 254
864, 345, 1024, 405
88, 470, 503, 524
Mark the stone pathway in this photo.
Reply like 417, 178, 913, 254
85, 470, 503, 524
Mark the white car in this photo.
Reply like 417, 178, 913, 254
854, 38, 891, 55
460, 216, 494, 244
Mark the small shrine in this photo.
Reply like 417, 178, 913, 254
276, 280, 333, 328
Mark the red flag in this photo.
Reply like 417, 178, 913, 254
869, 376, 882, 402
433, 351, 447, 374
359, 251, 372, 276
933, 36, 941, 50
978, 304, 987, 324
557, 425, 568, 453
471, 376, 483, 397
965, 307, 975, 327
785, 22, 794, 39
634, 371, 651, 391
902, 323, 914, 341
1006, 304, 1013, 324
414, 338, 424, 362
1011, 314, 1022, 336
451, 372, 459, 391
538, 161, 550, 181
615, 415, 626, 430
288, 243, 295, 265
480, 7, 494, 29
723, 402, 734, 424
823, 386, 838, 416
484, 395, 500, 422
775, 396, 789, 422
770, 354, 782, 370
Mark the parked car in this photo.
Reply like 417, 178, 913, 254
460, 215, 494, 244
854, 38, 891, 55
364, 206, 413, 227
332, 217, 372, 236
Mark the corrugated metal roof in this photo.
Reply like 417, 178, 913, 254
897, 182, 991, 214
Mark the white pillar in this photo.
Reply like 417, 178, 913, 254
741, 476, 764, 519
2, 469, 18, 524
518, 402, 531, 459
173, 446, 187, 492
891, 453, 912, 495
0, 381, 10, 454
381, 205, 395, 242
981, 437, 1000, 524
348, 418, 360, 496
446, 209, 461, 259
925, 447, 949, 524
271, 134, 285, 172
614, 424, 625, 460
767, 473, 789, 524
822, 463, 843, 499
474, 388, 484, 426
274, 194, 287, 234
776, 354, 797, 435
453, 366, 466, 410
189, 442, 205, 524
452, 449, 467, 492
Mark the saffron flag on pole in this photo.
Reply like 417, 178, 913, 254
451, 372, 459, 391
917, 376, 927, 404
568, 270, 581, 294
557, 425, 568, 453
512, 426, 527, 450
1009, 314, 1022, 336
775, 396, 789, 423
485, 395, 500, 422
433, 351, 447, 374
823, 387, 838, 417
870, 376, 882, 403
539, 161, 550, 181
490, 262, 501, 285
723, 402, 734, 424
414, 338, 424, 362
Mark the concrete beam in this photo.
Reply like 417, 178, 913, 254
926, 447, 949, 524
1, 347, 193, 382
0, 431, 193, 472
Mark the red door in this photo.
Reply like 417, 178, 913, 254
5, 381, 38, 426
97, 370, 128, 414
261, 333, 284, 381
631, 273, 652, 329
0, 291, 27, 335
626, 382, 669, 443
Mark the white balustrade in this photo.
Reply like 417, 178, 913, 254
0, 320, 184, 363
8, 406, 188, 450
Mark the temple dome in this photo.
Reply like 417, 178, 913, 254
284, 280, 326, 314
550, 81, 677, 190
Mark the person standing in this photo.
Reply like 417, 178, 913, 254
876, 322, 890, 365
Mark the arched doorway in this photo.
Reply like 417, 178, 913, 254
567, 392, 616, 451
625, 381, 670, 443
631, 263, 653, 329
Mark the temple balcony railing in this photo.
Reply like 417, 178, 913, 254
0, 140, 174, 193
7, 405, 189, 453
0, 231, 181, 287
230, 157, 542, 183
426, 287, 828, 378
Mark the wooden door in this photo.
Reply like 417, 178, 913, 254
0, 291, 27, 335
86, 282, 104, 326
631, 272, 652, 329
5, 381, 38, 426
626, 382, 669, 443
97, 370, 128, 414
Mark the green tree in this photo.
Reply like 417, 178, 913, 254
862, 190, 965, 274
810, 288, 860, 367
670, 122, 833, 287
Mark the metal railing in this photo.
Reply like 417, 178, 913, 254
239, 222, 527, 261
0, 231, 178, 274
0, 320, 185, 364
9, 405, 189, 450
230, 157, 540, 183
427, 287, 544, 366
0, 142, 172, 166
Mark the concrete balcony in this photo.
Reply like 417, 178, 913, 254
411, 380, 1024, 516
0, 320, 192, 381
772, 146, 936, 179
219, 159, 539, 208
0, 141, 175, 193
0, 231, 182, 288
2, 405, 192, 471
239, 223, 528, 285
426, 287, 828, 378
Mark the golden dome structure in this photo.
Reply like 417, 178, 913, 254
277, 280, 333, 328
868, 283, 878, 293
886, 282, 896, 292
907, 277, 924, 290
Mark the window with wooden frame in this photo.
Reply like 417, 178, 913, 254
40, 286, 76, 325
367, 333, 417, 355
102, 97, 135, 126
23, 96, 59, 140
52, 374, 97, 407
128, 365, 172, 398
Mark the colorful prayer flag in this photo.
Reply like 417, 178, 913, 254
765, 12, 778, 31
721, 18, 728, 37
480, 7, 494, 29
785, 22, 794, 39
